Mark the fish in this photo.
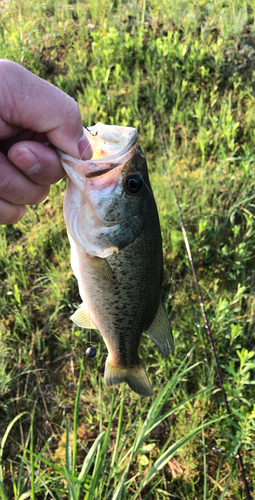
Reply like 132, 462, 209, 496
57, 122, 174, 397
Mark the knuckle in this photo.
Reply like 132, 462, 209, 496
65, 98, 81, 123
0, 61, 23, 125
0, 173, 12, 196
0, 59, 14, 76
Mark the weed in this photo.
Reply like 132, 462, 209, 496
0, 0, 255, 497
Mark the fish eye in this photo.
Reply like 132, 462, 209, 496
124, 173, 143, 195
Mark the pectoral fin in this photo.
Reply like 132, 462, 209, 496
86, 255, 115, 283
146, 302, 174, 358
70, 303, 96, 329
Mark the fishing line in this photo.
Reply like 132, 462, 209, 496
84, 126, 98, 137
126, 157, 153, 197
154, 111, 251, 500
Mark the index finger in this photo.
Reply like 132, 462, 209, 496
0, 59, 92, 159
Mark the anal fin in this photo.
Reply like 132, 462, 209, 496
70, 303, 96, 329
146, 302, 174, 358
104, 357, 153, 397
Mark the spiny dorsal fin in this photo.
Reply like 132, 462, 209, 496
146, 302, 174, 358
104, 357, 153, 397
70, 303, 96, 329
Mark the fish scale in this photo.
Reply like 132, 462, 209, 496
57, 123, 174, 397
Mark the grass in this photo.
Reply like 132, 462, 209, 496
1, 0, 255, 497
0, 359, 223, 499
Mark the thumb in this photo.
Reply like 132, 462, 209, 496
0, 59, 92, 159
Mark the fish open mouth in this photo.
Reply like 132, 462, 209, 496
83, 123, 137, 177
56, 123, 138, 189
84, 122, 137, 160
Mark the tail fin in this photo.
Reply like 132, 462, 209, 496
104, 357, 153, 397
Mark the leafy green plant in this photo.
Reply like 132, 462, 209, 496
1, 0, 255, 497
1, 358, 225, 499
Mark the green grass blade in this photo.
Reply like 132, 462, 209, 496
66, 418, 71, 472
102, 385, 127, 498
0, 412, 28, 499
99, 376, 103, 435
111, 383, 125, 468
154, 417, 223, 472
132, 416, 226, 499
92, 377, 105, 481
32, 475, 59, 500
137, 478, 162, 500
73, 365, 83, 476
116, 417, 140, 468
9, 462, 17, 498
16, 428, 34, 498
209, 458, 223, 500
202, 425, 207, 500
15, 447, 65, 475
62, 464, 77, 500
75, 431, 105, 497
144, 387, 211, 439
112, 456, 133, 500
30, 409, 35, 500
18, 471, 60, 500
0, 479, 8, 500
117, 368, 208, 473
87, 390, 115, 500
218, 465, 235, 500
0, 412, 27, 466
133, 361, 203, 456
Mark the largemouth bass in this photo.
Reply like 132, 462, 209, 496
57, 123, 174, 397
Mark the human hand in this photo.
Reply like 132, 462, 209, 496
0, 59, 92, 224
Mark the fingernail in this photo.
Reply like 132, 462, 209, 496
11, 147, 40, 174
78, 133, 93, 160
